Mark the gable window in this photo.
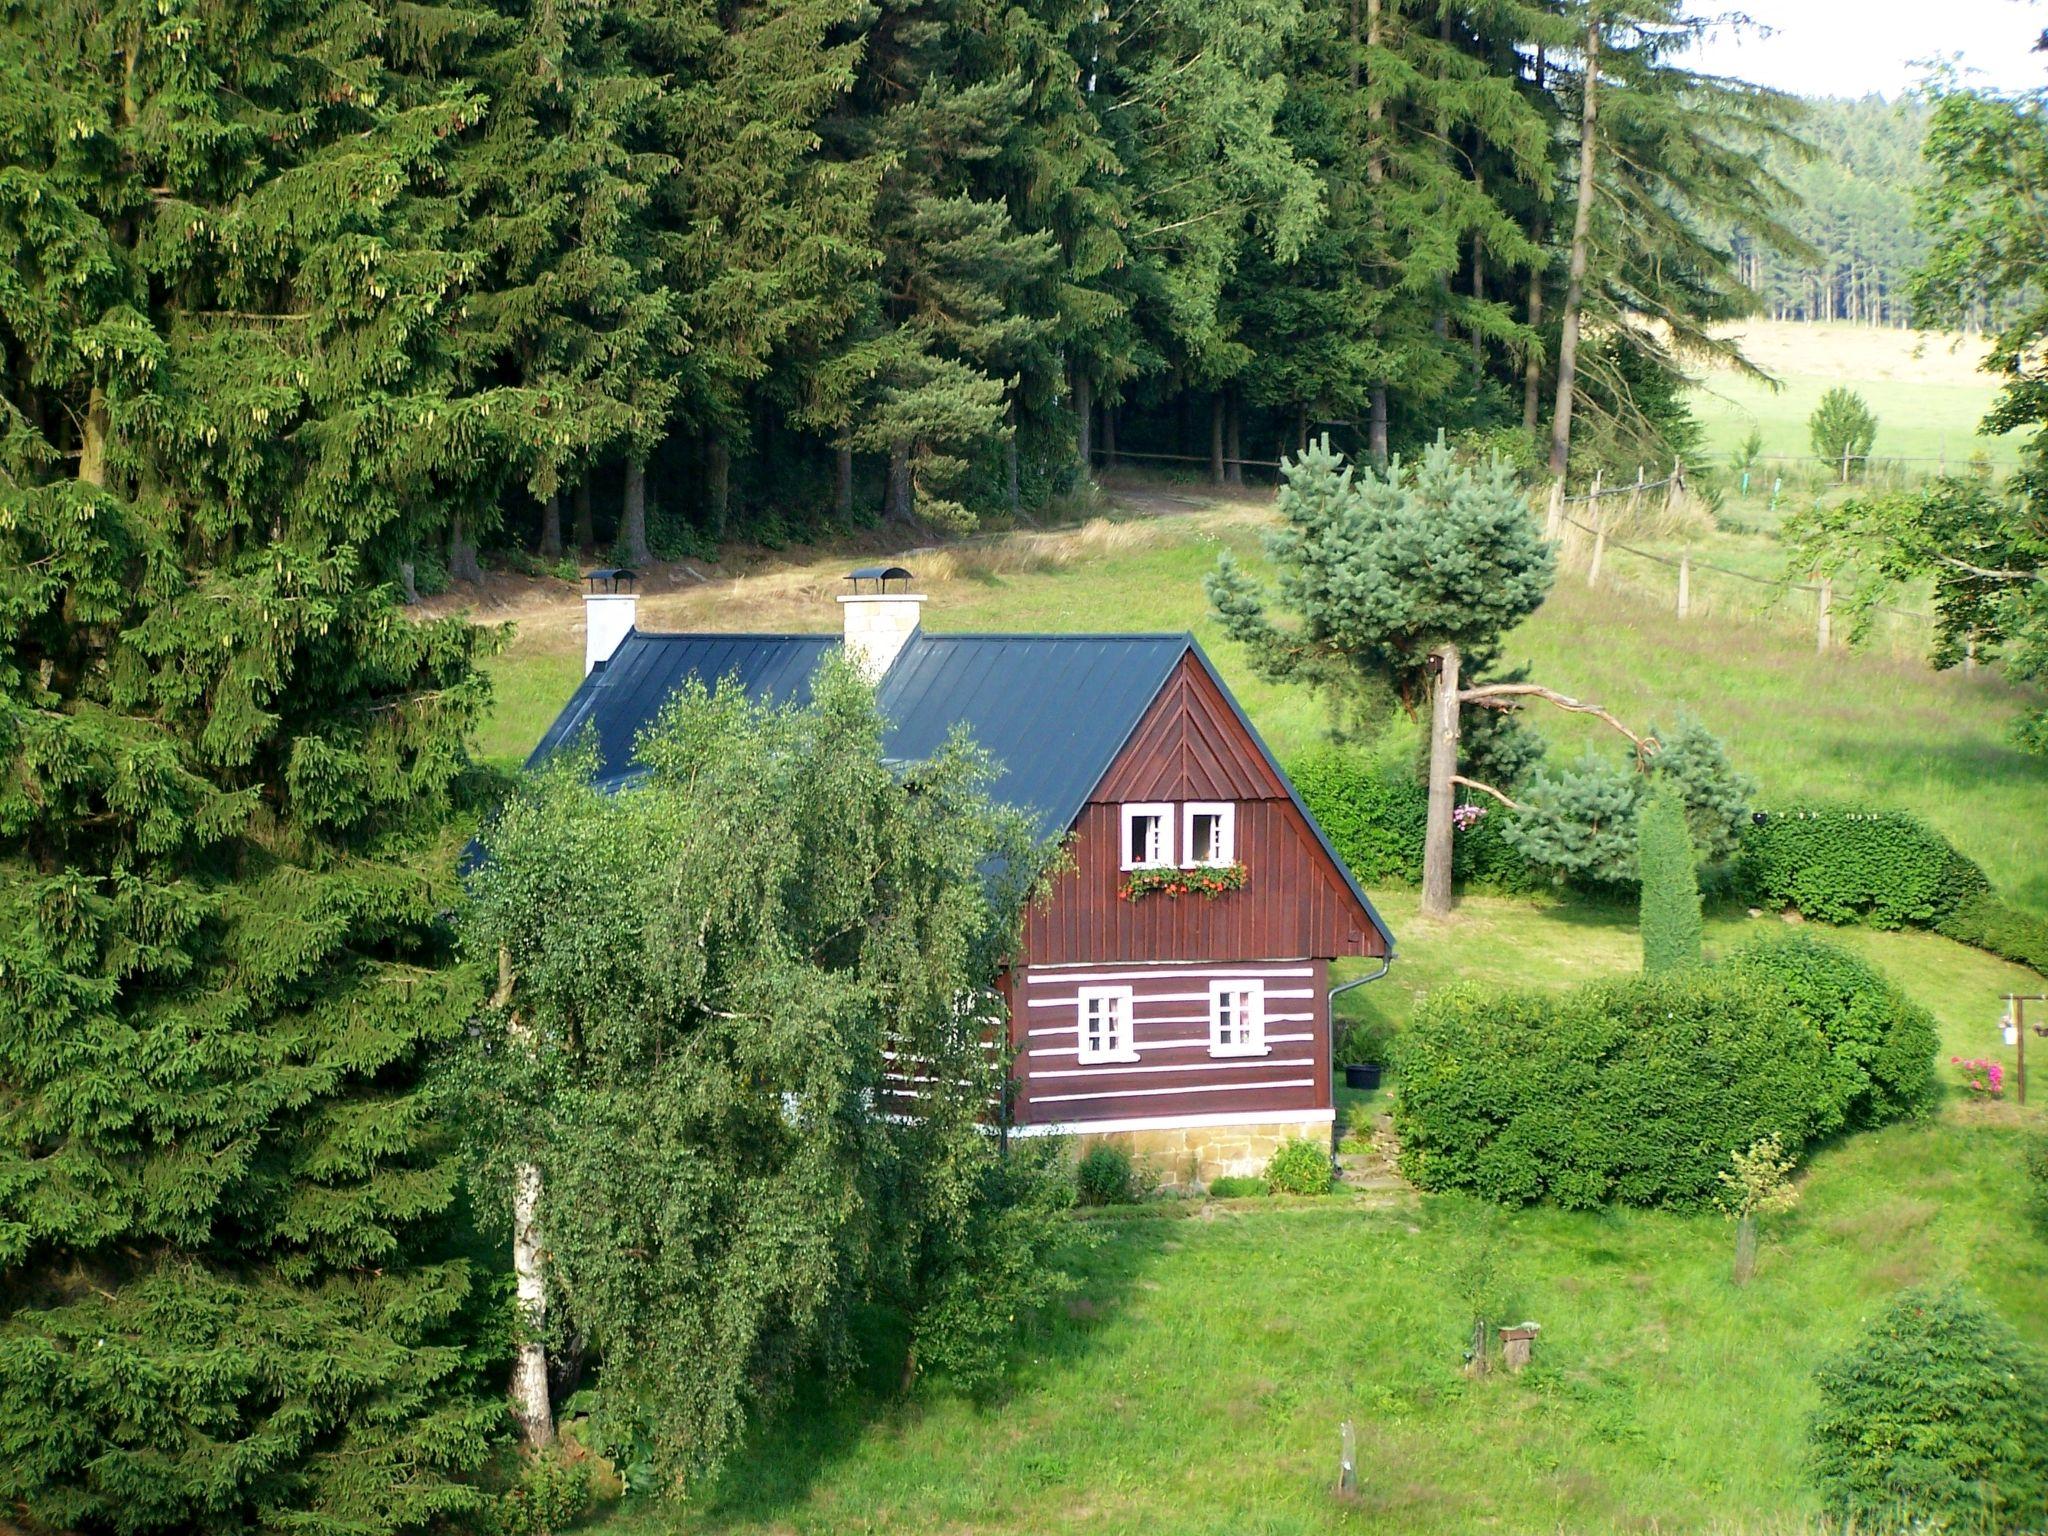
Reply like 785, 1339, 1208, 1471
1120, 803, 1174, 869
1077, 986, 1138, 1064
1182, 802, 1236, 866
1209, 980, 1266, 1058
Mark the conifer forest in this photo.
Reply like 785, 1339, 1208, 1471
5, 0, 2046, 1528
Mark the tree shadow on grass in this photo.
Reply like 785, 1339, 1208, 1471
675, 1208, 1185, 1530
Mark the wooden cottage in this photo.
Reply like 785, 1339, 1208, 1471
530, 568, 1395, 1182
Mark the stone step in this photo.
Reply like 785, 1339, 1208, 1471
1342, 1173, 1410, 1193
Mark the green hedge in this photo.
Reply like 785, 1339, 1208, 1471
1290, 747, 1539, 893
1736, 808, 1989, 928
1725, 934, 1937, 1133
1810, 1285, 2048, 1533
1395, 971, 1831, 1210
1937, 891, 2048, 977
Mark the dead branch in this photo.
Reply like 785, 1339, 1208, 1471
1450, 774, 1521, 810
1458, 681, 1660, 758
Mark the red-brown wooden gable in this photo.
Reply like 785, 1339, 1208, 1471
1019, 652, 1385, 966
1094, 656, 1288, 802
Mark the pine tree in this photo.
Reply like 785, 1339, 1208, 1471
0, 1, 507, 1524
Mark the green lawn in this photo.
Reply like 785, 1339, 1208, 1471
469, 484, 2048, 1534
593, 901, 2044, 1536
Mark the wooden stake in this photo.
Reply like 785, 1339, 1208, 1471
1677, 548, 1691, 619
1816, 577, 1833, 653
1544, 476, 1565, 541
1664, 457, 1684, 521
1625, 463, 1644, 528
1587, 503, 1608, 588
1338, 1420, 1358, 1496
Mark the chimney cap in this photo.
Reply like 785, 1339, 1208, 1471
845, 565, 914, 594
586, 567, 637, 594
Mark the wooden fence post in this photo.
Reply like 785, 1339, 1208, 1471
1625, 464, 1644, 528
1544, 476, 1565, 541
1587, 501, 1608, 588
1816, 576, 1833, 653
1677, 548, 1691, 619
1664, 457, 1684, 522
1965, 635, 1978, 674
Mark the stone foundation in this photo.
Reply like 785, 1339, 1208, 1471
1071, 1115, 1335, 1189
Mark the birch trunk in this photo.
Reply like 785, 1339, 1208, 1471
1421, 643, 1461, 919
1547, 12, 1601, 478
497, 949, 555, 1449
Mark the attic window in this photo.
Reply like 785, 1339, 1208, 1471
1121, 803, 1174, 869
1183, 803, 1235, 866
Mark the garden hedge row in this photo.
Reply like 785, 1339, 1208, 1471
1289, 747, 1538, 893
1737, 807, 2045, 978
1395, 970, 1833, 1210
1736, 808, 1988, 928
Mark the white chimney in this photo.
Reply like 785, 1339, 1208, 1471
837, 566, 925, 682
584, 568, 639, 676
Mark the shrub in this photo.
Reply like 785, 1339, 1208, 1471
1206, 1175, 1268, 1199
2024, 1134, 2048, 1234
1939, 892, 2048, 977
1265, 1139, 1333, 1196
1638, 787, 1703, 973
1289, 747, 1537, 892
1737, 809, 1989, 928
1335, 1014, 1395, 1066
1074, 1143, 1134, 1206
1809, 386, 1879, 475
1396, 970, 1830, 1209
1725, 934, 1938, 1133
1809, 1285, 2048, 1532
483, 1451, 596, 1536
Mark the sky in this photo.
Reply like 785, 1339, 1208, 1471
1682, 0, 2046, 99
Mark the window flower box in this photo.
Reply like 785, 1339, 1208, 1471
1119, 862, 1248, 901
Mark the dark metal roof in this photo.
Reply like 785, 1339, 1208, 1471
525, 632, 836, 784
521, 626, 1393, 953
846, 565, 914, 581
875, 634, 1187, 842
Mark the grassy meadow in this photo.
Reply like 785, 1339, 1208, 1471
1684, 319, 2019, 468
462, 463, 2048, 1534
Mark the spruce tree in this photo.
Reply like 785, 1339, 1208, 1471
0, 1, 507, 1525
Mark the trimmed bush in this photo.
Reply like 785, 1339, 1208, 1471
1265, 1138, 1333, 1196
1074, 1144, 1134, 1206
1809, 1285, 2048, 1533
1638, 787, 1703, 972
1737, 808, 1988, 928
1205, 1175, 1268, 1199
1290, 748, 1428, 885
1396, 971, 1830, 1209
1726, 934, 1938, 1133
1939, 892, 2048, 978
1290, 747, 1538, 892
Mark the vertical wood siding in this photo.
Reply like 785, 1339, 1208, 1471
1019, 654, 1385, 966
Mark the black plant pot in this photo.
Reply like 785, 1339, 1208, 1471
1344, 1062, 1383, 1091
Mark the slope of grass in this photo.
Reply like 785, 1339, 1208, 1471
1685, 320, 2019, 468
598, 907, 2044, 1536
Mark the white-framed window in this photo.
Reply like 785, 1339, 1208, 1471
1077, 985, 1138, 1064
1120, 802, 1174, 869
1209, 979, 1267, 1058
1182, 802, 1236, 866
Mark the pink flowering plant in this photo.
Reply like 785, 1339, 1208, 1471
1951, 1057, 2004, 1098
1452, 803, 1487, 832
